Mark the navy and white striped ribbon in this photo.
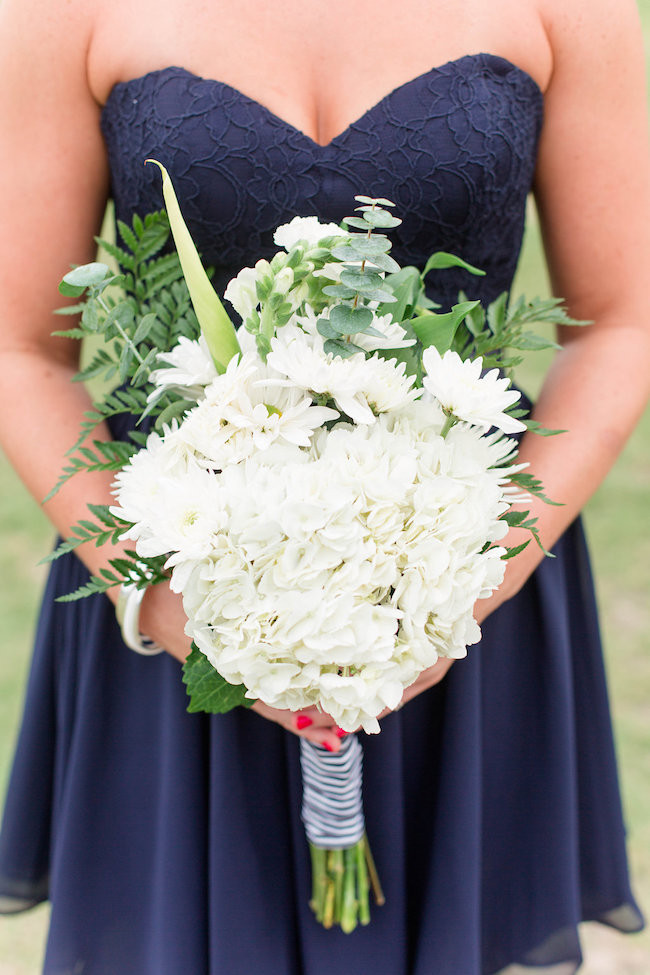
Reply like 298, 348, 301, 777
299, 735, 365, 849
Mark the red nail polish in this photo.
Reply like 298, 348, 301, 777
335, 727, 347, 738
295, 715, 313, 730
323, 741, 335, 752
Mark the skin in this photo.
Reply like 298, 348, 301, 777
0, 0, 649, 752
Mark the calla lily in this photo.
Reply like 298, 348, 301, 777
146, 159, 240, 373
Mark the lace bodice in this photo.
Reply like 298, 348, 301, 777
101, 53, 543, 305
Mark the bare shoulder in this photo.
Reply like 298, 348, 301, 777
539, 0, 643, 71
532, 0, 650, 325
0, 0, 109, 348
0, 0, 99, 81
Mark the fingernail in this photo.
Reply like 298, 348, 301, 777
335, 727, 347, 738
295, 715, 313, 730
323, 741, 335, 752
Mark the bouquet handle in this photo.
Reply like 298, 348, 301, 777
299, 735, 384, 931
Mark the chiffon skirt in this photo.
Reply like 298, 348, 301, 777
0, 517, 643, 974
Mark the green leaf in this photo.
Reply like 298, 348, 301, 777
510, 332, 562, 352
323, 338, 363, 358
361, 251, 401, 274
321, 285, 358, 300
329, 305, 374, 335
411, 300, 480, 352
133, 312, 159, 344
331, 236, 392, 259
355, 209, 401, 229
340, 268, 384, 291
524, 419, 567, 437
146, 160, 240, 372
487, 292, 508, 334
60, 262, 111, 296
317, 318, 340, 340
342, 216, 372, 231
422, 252, 486, 278
375, 266, 422, 321
53, 303, 88, 317
354, 195, 395, 207
182, 646, 254, 713
502, 541, 531, 560
117, 219, 140, 254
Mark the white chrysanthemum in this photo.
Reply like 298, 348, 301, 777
267, 329, 418, 424
352, 313, 416, 353
173, 351, 337, 466
148, 335, 218, 401
351, 355, 420, 415
115, 326, 525, 733
273, 216, 347, 250
110, 426, 197, 528
422, 347, 525, 434
224, 265, 259, 321
112, 459, 224, 566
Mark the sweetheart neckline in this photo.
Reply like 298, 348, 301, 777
101, 53, 544, 150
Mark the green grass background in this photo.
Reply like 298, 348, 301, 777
1, 5, 650, 970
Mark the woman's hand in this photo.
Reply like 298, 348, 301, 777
137, 581, 193, 663
138, 582, 344, 750
251, 701, 343, 752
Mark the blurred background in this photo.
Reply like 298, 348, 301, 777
1, 4, 650, 971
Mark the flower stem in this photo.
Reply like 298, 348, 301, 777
440, 412, 457, 439
340, 847, 358, 933
97, 294, 146, 366
356, 838, 370, 925
306, 835, 383, 931
364, 833, 386, 906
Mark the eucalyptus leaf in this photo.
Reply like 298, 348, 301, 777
182, 646, 254, 713
323, 338, 363, 357
321, 285, 358, 299
317, 318, 340, 340
354, 195, 395, 207
329, 304, 374, 335
331, 238, 393, 261
340, 269, 384, 291
362, 252, 401, 274
61, 262, 111, 294
133, 312, 159, 344
358, 210, 402, 229
343, 216, 372, 231
81, 300, 99, 331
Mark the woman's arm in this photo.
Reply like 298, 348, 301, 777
0, 0, 343, 747
401, 0, 650, 703
491, 0, 650, 603
0, 0, 112, 560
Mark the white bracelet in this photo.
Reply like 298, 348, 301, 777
115, 583, 165, 656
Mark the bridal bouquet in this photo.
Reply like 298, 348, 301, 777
50, 164, 577, 930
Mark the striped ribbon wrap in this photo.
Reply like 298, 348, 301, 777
298, 734, 382, 930
299, 734, 365, 848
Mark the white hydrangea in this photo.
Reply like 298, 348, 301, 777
114, 306, 526, 732
273, 216, 347, 250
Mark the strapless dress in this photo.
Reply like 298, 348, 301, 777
0, 54, 643, 974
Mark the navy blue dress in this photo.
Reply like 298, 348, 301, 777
0, 54, 643, 974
